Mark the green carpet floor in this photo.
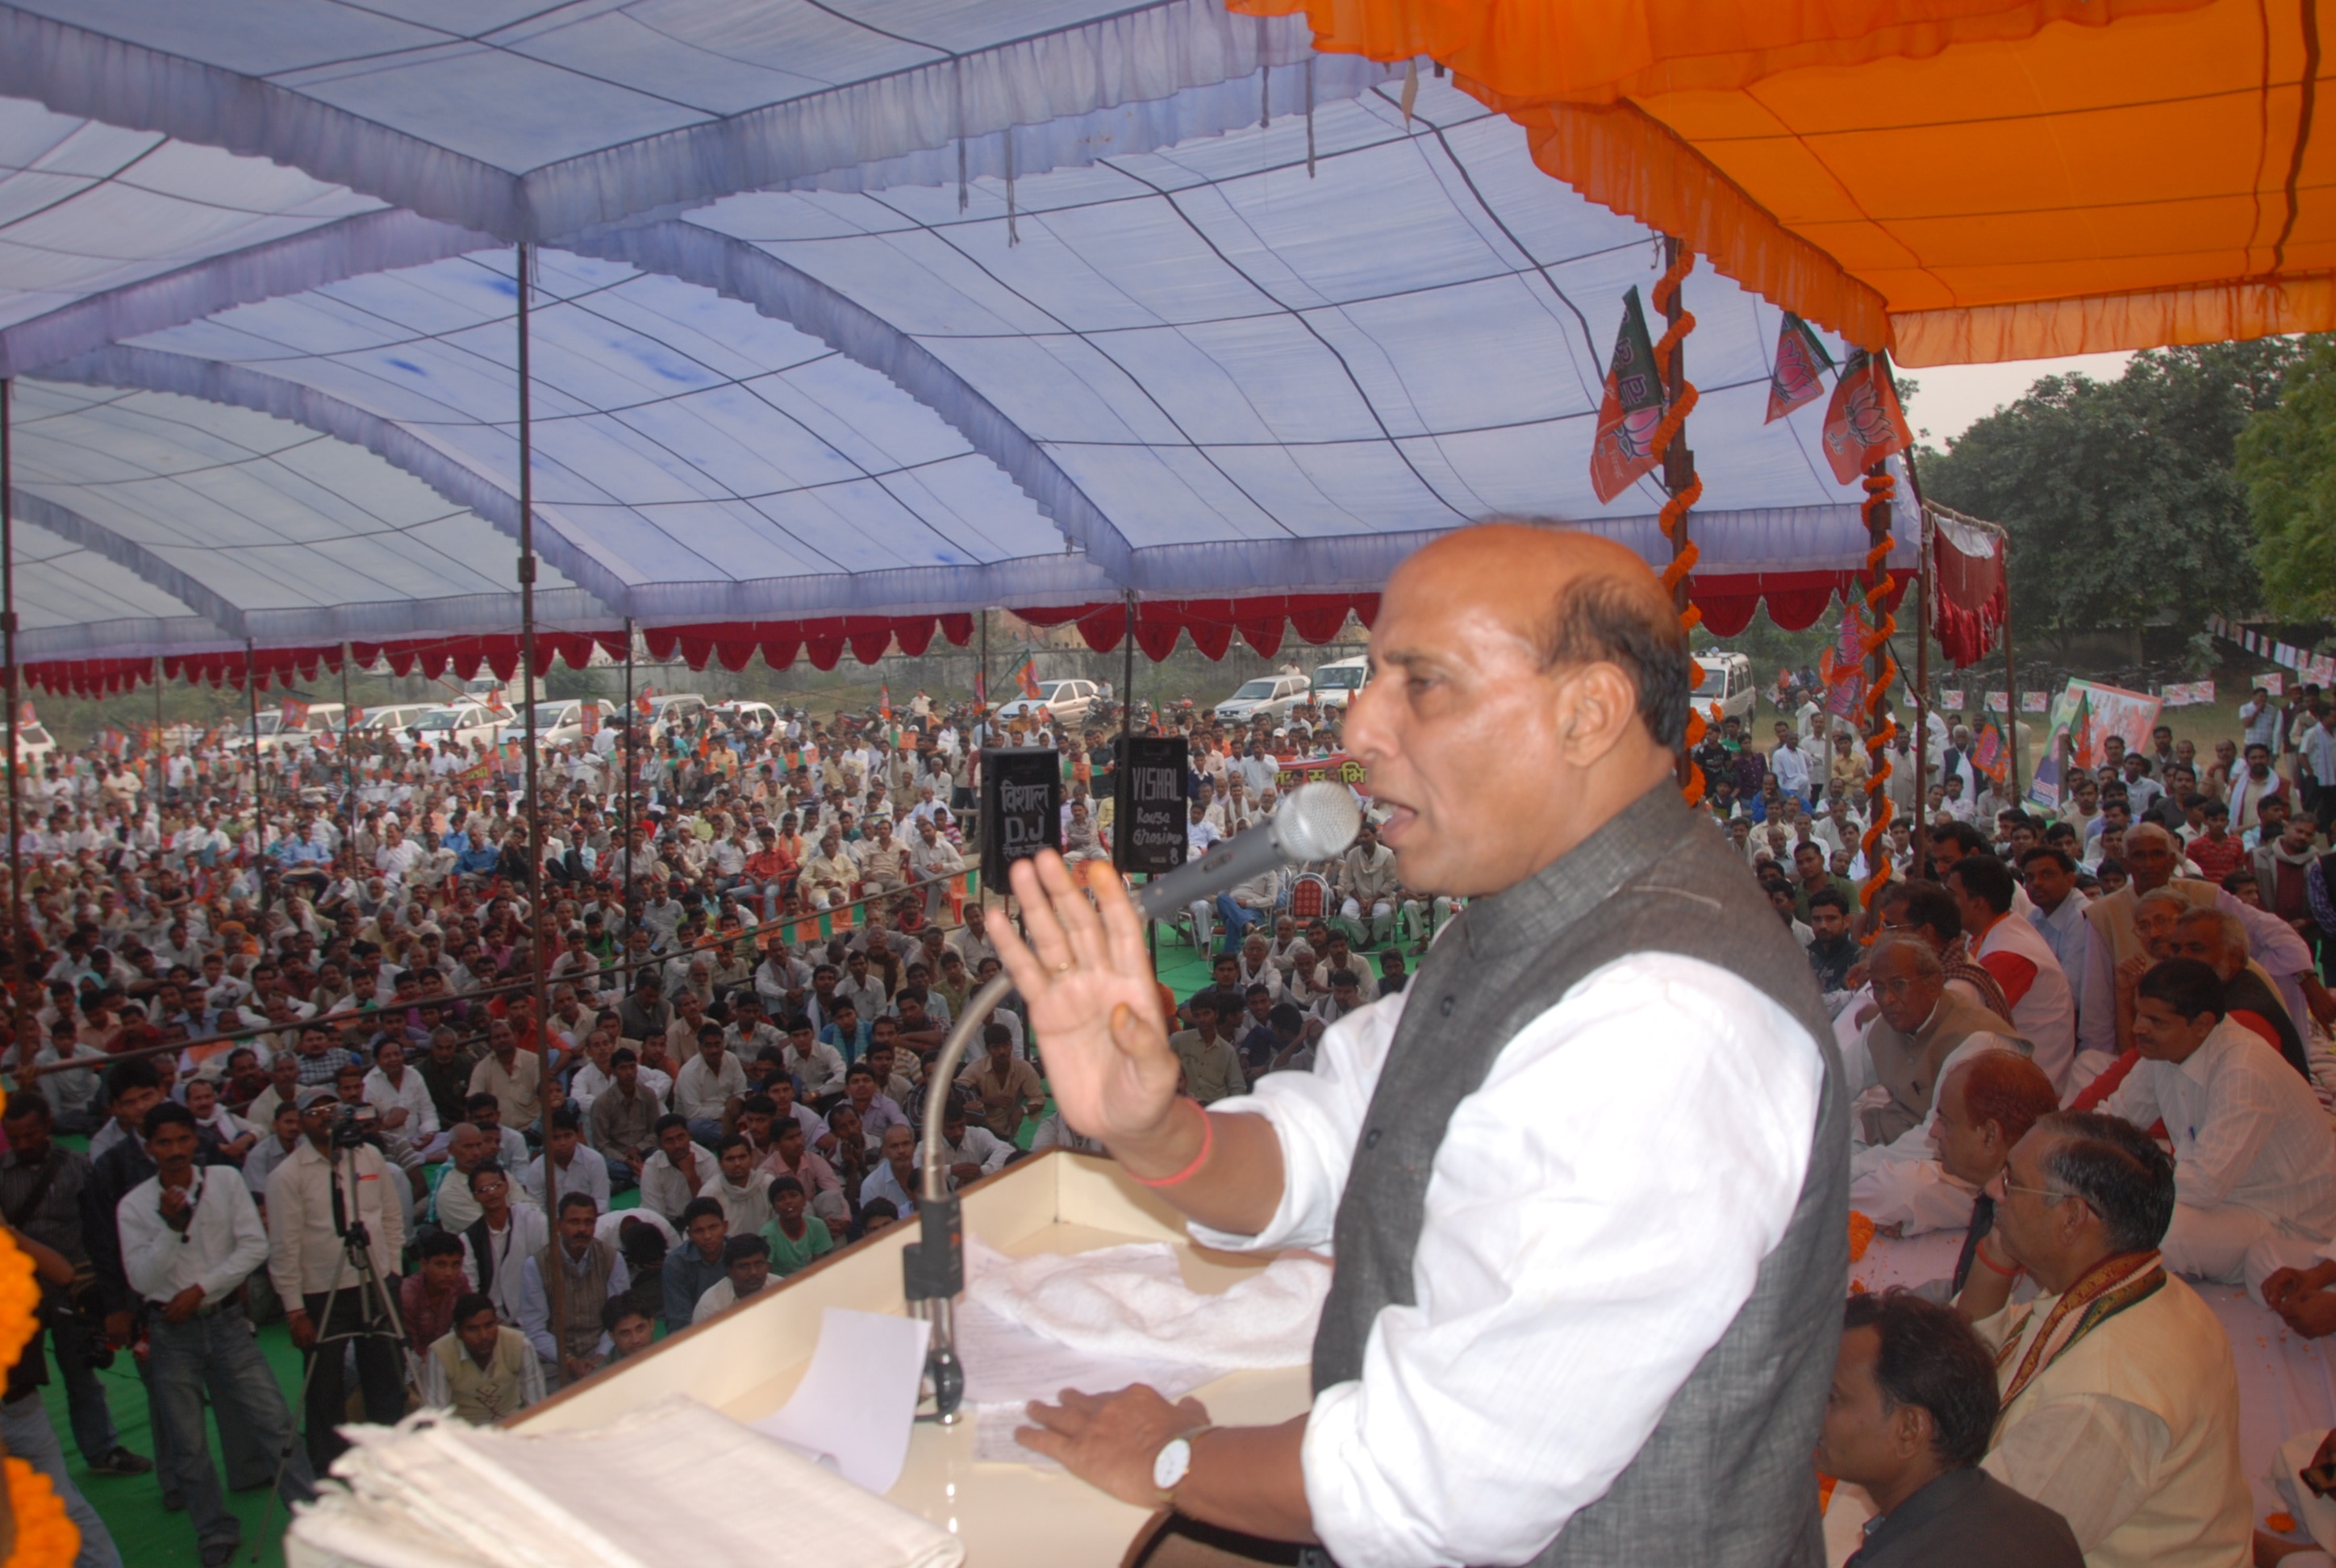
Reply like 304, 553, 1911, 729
45, 929, 1333, 1565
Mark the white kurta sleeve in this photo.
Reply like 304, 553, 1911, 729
1183, 994, 1405, 1255
1294, 956, 1822, 1568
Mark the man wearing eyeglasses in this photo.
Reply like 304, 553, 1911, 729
1972, 1109, 2248, 1566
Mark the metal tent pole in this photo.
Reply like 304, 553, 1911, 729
152, 657, 163, 817
2002, 568, 2023, 804
340, 644, 354, 854
1121, 592, 1135, 740
1, 379, 20, 1065
247, 640, 267, 912
1913, 514, 1932, 879
514, 242, 565, 1366
622, 616, 636, 918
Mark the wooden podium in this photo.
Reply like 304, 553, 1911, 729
503, 1151, 1311, 1566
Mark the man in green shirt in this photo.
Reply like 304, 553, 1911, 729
760, 1177, 835, 1277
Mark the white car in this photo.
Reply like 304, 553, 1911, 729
410, 703, 503, 757
1692, 653, 1758, 726
499, 699, 616, 751
350, 703, 436, 749
711, 701, 779, 731
646, 693, 708, 737
10, 719, 56, 769
994, 678, 1106, 728
1311, 656, 1370, 710
1214, 673, 1310, 724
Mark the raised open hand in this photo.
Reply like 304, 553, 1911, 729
992, 851, 1180, 1150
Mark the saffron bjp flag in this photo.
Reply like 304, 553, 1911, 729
1589, 286, 1666, 504
1971, 724, 2008, 782
1763, 312, 1834, 423
278, 697, 310, 731
1012, 657, 1041, 701
1821, 350, 1913, 485
879, 684, 893, 721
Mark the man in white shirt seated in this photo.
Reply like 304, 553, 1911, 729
1975, 1110, 2250, 1564
690, 1232, 778, 1324
699, 1134, 777, 1234
919, 1103, 1014, 1191
361, 1037, 443, 1163
2098, 959, 2336, 1293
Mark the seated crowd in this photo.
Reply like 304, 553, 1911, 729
8, 670, 2336, 1566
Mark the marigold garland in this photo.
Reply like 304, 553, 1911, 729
0, 1230, 78, 1567
2, 1460, 76, 1568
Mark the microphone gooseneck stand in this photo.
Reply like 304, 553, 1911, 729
906, 971, 1014, 1424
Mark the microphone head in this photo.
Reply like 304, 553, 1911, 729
1274, 782, 1363, 863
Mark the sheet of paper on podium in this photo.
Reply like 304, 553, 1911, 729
752, 1307, 931, 1493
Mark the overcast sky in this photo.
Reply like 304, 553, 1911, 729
1900, 350, 2137, 446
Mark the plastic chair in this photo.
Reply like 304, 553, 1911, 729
1287, 873, 1330, 924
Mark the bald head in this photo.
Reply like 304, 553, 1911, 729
1347, 523, 1686, 899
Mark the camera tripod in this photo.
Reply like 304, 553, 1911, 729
256, 1137, 409, 1558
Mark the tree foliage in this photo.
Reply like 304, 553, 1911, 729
2235, 336, 2336, 619
1919, 341, 2300, 653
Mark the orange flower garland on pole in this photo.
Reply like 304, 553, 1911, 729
1653, 240, 1712, 803
0, 1228, 78, 1567
1857, 467, 1900, 914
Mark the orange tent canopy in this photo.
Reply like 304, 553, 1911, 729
1233, 0, 2334, 364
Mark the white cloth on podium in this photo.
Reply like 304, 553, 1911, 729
966, 1239, 1329, 1372
289, 1396, 964, 1568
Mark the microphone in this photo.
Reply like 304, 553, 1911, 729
1133, 782, 1363, 921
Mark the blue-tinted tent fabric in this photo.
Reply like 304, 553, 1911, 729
7, 378, 603, 652
0, 2, 1917, 659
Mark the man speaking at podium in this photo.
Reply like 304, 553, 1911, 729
1002, 525, 1849, 1567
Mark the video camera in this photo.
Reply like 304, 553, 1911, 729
329, 1100, 380, 1149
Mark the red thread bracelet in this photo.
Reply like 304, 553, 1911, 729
1132, 1100, 1214, 1188
1975, 1245, 2021, 1278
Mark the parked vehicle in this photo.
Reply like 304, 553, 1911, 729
498, 699, 617, 750
645, 693, 709, 737
1692, 653, 1758, 726
1311, 656, 1370, 709
350, 703, 436, 748
993, 679, 1107, 728
1214, 673, 1310, 724
409, 703, 502, 755
711, 700, 780, 731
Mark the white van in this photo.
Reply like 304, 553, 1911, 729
1310, 656, 1370, 710
1692, 653, 1757, 726
646, 693, 708, 737
499, 699, 617, 750
352, 703, 436, 749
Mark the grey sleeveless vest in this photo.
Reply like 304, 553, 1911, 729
1308, 784, 1848, 1567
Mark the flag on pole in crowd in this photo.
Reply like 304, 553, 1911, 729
973, 669, 987, 705
579, 703, 600, 736
1821, 349, 1913, 485
636, 686, 655, 717
1589, 286, 1666, 503
2066, 690, 2094, 765
879, 684, 892, 721
1816, 605, 1867, 717
1971, 724, 2008, 782
1012, 657, 1041, 700
1763, 311, 1834, 423
279, 697, 310, 731
99, 727, 124, 757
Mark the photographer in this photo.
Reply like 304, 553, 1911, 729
0, 1091, 145, 1478
265, 1086, 406, 1472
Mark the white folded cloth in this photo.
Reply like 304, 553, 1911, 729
966, 1240, 1329, 1372
291, 1396, 964, 1568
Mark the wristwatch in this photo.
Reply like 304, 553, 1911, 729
1151, 1424, 1214, 1503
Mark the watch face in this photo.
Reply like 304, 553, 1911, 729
1152, 1437, 1190, 1491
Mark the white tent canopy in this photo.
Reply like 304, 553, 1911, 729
1, 2, 1917, 668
